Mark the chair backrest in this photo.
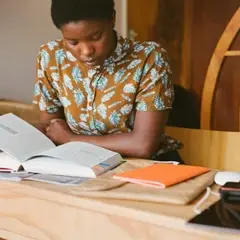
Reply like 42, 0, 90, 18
201, 7, 240, 129
0, 100, 39, 123
165, 8, 240, 170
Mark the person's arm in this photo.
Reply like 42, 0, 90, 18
45, 110, 168, 159
31, 111, 65, 134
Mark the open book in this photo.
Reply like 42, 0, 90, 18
0, 113, 122, 178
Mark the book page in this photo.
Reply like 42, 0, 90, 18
22, 156, 96, 178
30, 142, 118, 168
24, 142, 122, 178
0, 151, 20, 171
0, 113, 55, 162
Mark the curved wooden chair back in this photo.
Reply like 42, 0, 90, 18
201, 7, 240, 129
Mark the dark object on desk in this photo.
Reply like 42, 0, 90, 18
188, 199, 240, 233
220, 182, 240, 201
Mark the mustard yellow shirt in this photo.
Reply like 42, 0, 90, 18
33, 34, 181, 157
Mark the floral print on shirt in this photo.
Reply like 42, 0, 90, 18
33, 34, 181, 157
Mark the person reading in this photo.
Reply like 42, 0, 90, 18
32, 0, 183, 162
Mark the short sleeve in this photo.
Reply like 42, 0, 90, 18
135, 47, 174, 112
32, 48, 62, 113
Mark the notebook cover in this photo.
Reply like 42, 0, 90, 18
113, 164, 210, 188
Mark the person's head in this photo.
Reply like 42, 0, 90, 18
51, 0, 116, 67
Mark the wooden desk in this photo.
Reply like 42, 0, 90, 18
0, 181, 239, 240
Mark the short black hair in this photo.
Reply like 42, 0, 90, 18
51, 0, 115, 29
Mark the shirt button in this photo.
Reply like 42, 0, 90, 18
88, 106, 93, 111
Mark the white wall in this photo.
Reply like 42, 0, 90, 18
115, 0, 128, 38
0, 0, 60, 103
0, 0, 127, 103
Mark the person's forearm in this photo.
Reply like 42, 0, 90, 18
70, 132, 155, 159
31, 110, 65, 134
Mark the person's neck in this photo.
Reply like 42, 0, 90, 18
86, 31, 118, 70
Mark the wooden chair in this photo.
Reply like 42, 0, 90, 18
166, 8, 240, 171
0, 100, 39, 123
201, 7, 240, 129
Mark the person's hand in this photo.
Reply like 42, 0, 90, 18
46, 119, 75, 145
31, 122, 49, 134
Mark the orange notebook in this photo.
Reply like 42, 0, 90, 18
113, 164, 210, 188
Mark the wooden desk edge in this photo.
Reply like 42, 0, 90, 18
1, 181, 237, 240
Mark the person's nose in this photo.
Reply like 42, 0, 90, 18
80, 43, 94, 59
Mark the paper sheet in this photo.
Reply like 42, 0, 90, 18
0, 172, 89, 186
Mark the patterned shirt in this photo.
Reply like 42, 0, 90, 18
33, 34, 181, 157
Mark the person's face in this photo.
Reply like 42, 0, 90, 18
61, 19, 116, 67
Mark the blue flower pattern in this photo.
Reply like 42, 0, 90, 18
64, 74, 73, 90
123, 84, 136, 94
154, 95, 165, 110
72, 66, 82, 83
55, 49, 65, 65
73, 89, 85, 106
47, 41, 59, 51
34, 82, 41, 96
94, 76, 108, 91
133, 67, 142, 82
40, 50, 50, 70
109, 111, 121, 127
114, 69, 126, 84
95, 120, 106, 132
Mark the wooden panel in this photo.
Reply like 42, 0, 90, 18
190, 0, 240, 131
212, 30, 240, 131
127, 0, 159, 42
128, 1, 240, 131
201, 8, 240, 130
180, 0, 194, 89
153, 0, 184, 84
212, 53, 240, 131
165, 126, 240, 171
128, 0, 184, 85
